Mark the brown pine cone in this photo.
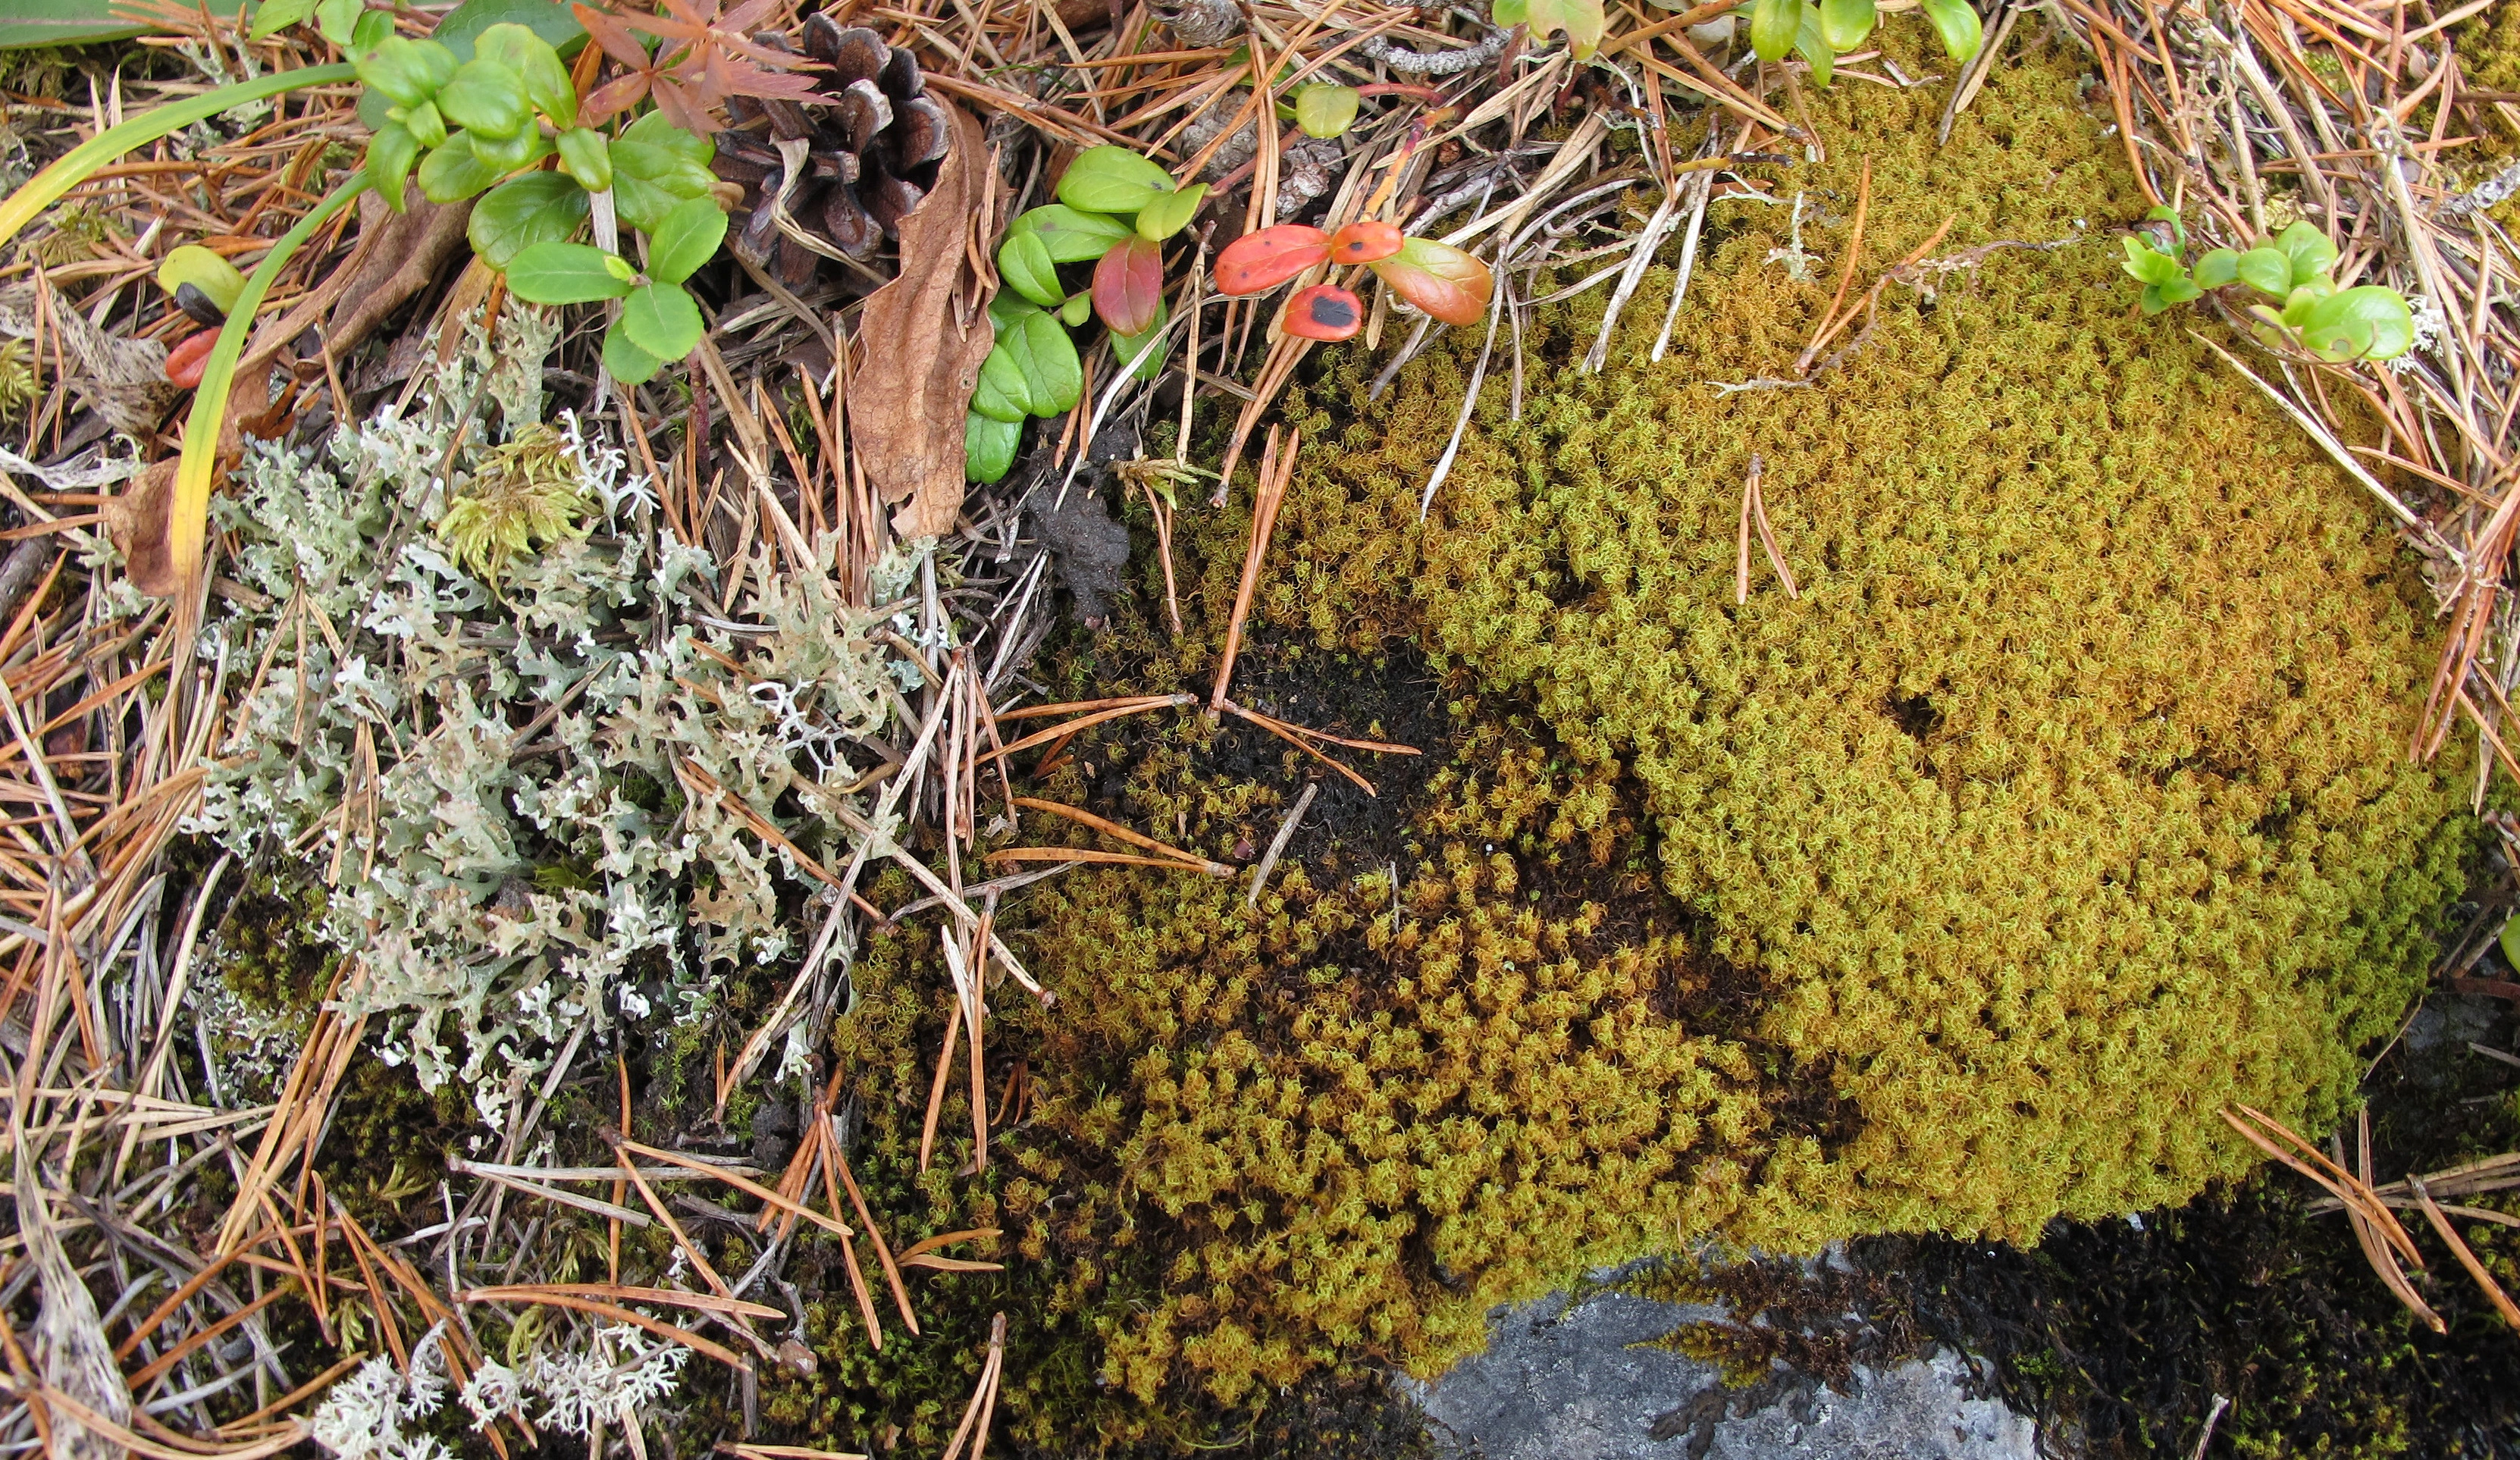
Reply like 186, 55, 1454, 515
716, 12, 954, 287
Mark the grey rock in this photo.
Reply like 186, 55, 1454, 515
1412, 1286, 2037, 1460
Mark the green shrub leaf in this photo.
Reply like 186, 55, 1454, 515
603, 320, 665, 384
646, 196, 727, 286
358, 36, 459, 108
469, 172, 588, 268
1818, 0, 1875, 52
1917, 0, 1982, 60
1056, 145, 1175, 215
1135, 182, 1208, 243
973, 346, 1030, 422
965, 410, 1021, 483
1013, 204, 1136, 262
555, 127, 610, 191
473, 20, 575, 128
1112, 296, 1169, 381
1794, 8, 1834, 84
468, 124, 547, 174
2118, 236, 2183, 287
2233, 246, 2293, 298
415, 132, 506, 203
315, 0, 362, 45
431, 0, 584, 60
1011, 310, 1083, 415
436, 58, 531, 139
622, 110, 712, 164
504, 240, 637, 304
979, 342, 1036, 419
1492, 0, 1606, 55
998, 228, 1067, 309
610, 137, 718, 233
2293, 285, 2414, 362
362, 122, 423, 208
2190, 248, 2239, 290
249, 0, 318, 39
619, 282, 704, 361
1294, 85, 1361, 139
2273, 219, 2338, 288
1748, 0, 1800, 61
157, 245, 245, 314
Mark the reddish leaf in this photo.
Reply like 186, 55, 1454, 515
647, 75, 715, 134
581, 70, 652, 124
163, 328, 221, 389
1328, 220, 1401, 265
1214, 224, 1330, 295
1280, 284, 1363, 340
572, 2, 652, 68
1092, 236, 1164, 337
578, 0, 821, 132
1368, 237, 1492, 326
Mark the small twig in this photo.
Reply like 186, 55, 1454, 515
1011, 795, 1230, 873
1245, 782, 1318, 909
937, 1312, 1007, 1460
1210, 427, 1298, 715
1221, 700, 1376, 795
2187, 1395, 2229, 1460
1798, 158, 1871, 375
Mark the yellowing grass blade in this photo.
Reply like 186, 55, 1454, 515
0, 63, 356, 252
170, 170, 368, 592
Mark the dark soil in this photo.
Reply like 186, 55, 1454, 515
1848, 985, 2520, 1459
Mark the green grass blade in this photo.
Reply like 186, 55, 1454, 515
170, 169, 368, 591
0, 0, 152, 49
0, 63, 355, 252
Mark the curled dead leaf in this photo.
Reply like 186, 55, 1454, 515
105, 459, 179, 597
846, 99, 1005, 540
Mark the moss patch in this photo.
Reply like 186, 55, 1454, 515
788, 23, 2485, 1428
1276, 25, 2475, 1239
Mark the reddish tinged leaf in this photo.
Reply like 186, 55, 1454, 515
581, 70, 652, 123
1214, 224, 1330, 295
1327, 220, 1402, 265
647, 76, 714, 134
164, 327, 221, 389
1369, 237, 1492, 326
1280, 284, 1363, 340
572, 2, 651, 67
1092, 236, 1165, 337
578, 0, 821, 132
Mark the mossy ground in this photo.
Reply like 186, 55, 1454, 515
207, 20, 2493, 1458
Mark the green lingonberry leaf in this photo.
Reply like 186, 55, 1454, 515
470, 173, 590, 268
504, 240, 638, 305
1055, 146, 1176, 215
646, 196, 729, 287
619, 282, 704, 362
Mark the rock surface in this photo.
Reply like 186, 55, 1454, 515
1412, 1286, 2039, 1460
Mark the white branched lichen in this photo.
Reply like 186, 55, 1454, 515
189, 315, 901, 1126
318, 1322, 684, 1455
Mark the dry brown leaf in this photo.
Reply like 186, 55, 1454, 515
223, 185, 477, 449
847, 99, 1003, 540
6, 277, 176, 437
105, 459, 179, 598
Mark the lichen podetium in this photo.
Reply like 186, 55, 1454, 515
818, 26, 2475, 1443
